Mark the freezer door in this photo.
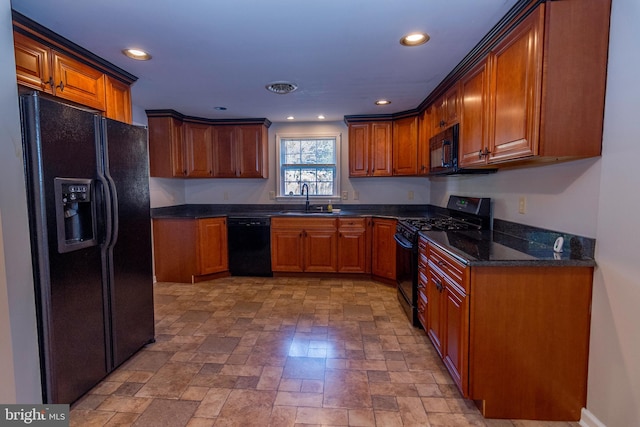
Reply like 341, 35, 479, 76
20, 93, 110, 404
101, 117, 155, 367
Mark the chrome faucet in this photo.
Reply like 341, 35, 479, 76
301, 183, 310, 211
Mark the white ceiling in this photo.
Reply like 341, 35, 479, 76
11, 0, 519, 123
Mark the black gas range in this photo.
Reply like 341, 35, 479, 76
395, 196, 491, 327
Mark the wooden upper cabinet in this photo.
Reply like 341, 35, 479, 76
148, 116, 186, 177
392, 116, 418, 175
433, 83, 460, 131
417, 107, 435, 175
213, 124, 268, 178
14, 31, 52, 92
184, 122, 213, 177
348, 121, 392, 177
459, 60, 490, 168
15, 31, 106, 111
236, 125, 268, 178
13, 15, 135, 122
487, 7, 543, 163
105, 76, 132, 123
147, 111, 270, 179
212, 126, 237, 178
52, 52, 106, 111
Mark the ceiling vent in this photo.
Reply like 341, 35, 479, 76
265, 82, 298, 94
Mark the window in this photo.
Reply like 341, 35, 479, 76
277, 134, 340, 199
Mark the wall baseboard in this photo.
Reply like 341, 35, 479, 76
580, 408, 606, 427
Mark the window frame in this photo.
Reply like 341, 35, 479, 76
275, 132, 341, 202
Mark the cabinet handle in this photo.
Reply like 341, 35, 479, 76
43, 76, 54, 88
439, 120, 446, 127
478, 149, 483, 160
56, 81, 64, 92
434, 277, 444, 293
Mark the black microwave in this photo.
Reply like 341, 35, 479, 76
428, 124, 497, 175
429, 124, 459, 175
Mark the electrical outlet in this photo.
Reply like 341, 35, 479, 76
342, 191, 348, 200
408, 191, 414, 200
269, 191, 275, 200
354, 191, 359, 200
518, 196, 526, 214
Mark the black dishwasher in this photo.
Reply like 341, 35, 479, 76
227, 217, 273, 277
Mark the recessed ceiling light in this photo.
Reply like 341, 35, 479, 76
400, 32, 430, 47
287, 116, 295, 120
375, 99, 391, 106
318, 115, 325, 120
265, 82, 298, 94
122, 48, 152, 60
214, 106, 228, 111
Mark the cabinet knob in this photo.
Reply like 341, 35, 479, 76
56, 80, 65, 92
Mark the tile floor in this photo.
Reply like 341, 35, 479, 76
70, 277, 579, 427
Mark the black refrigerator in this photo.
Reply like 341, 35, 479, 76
19, 92, 155, 404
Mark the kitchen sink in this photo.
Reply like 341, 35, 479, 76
278, 210, 335, 215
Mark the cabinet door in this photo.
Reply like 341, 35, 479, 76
459, 60, 490, 167
371, 218, 396, 280
13, 32, 53, 92
105, 76, 132, 123
488, 8, 543, 163
434, 84, 460, 130
197, 218, 228, 275
370, 122, 393, 176
304, 229, 338, 273
271, 228, 305, 272
236, 125, 267, 178
52, 50, 106, 111
417, 108, 435, 175
184, 122, 213, 177
426, 268, 444, 357
148, 116, 185, 177
337, 219, 370, 273
348, 123, 370, 177
392, 116, 418, 175
212, 126, 236, 177
443, 282, 468, 395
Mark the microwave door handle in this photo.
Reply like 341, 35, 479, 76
442, 139, 452, 168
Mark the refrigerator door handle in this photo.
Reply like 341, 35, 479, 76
96, 172, 113, 248
105, 173, 119, 248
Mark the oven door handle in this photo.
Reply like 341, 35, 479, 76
394, 233, 415, 250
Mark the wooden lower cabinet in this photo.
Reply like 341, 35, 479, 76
271, 217, 338, 273
271, 217, 372, 274
421, 238, 593, 421
337, 218, 371, 273
152, 217, 228, 283
371, 218, 396, 280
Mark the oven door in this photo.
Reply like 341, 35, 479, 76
394, 233, 420, 327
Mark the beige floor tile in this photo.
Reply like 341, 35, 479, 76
68, 278, 579, 427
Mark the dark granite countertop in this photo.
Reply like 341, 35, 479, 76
151, 204, 596, 267
150, 203, 436, 220
420, 221, 596, 267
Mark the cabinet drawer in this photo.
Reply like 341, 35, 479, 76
272, 217, 337, 230
338, 217, 367, 229
427, 244, 468, 291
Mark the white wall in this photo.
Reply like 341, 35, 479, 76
0, 0, 42, 403
429, 158, 602, 237
176, 120, 430, 206
587, 0, 640, 425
